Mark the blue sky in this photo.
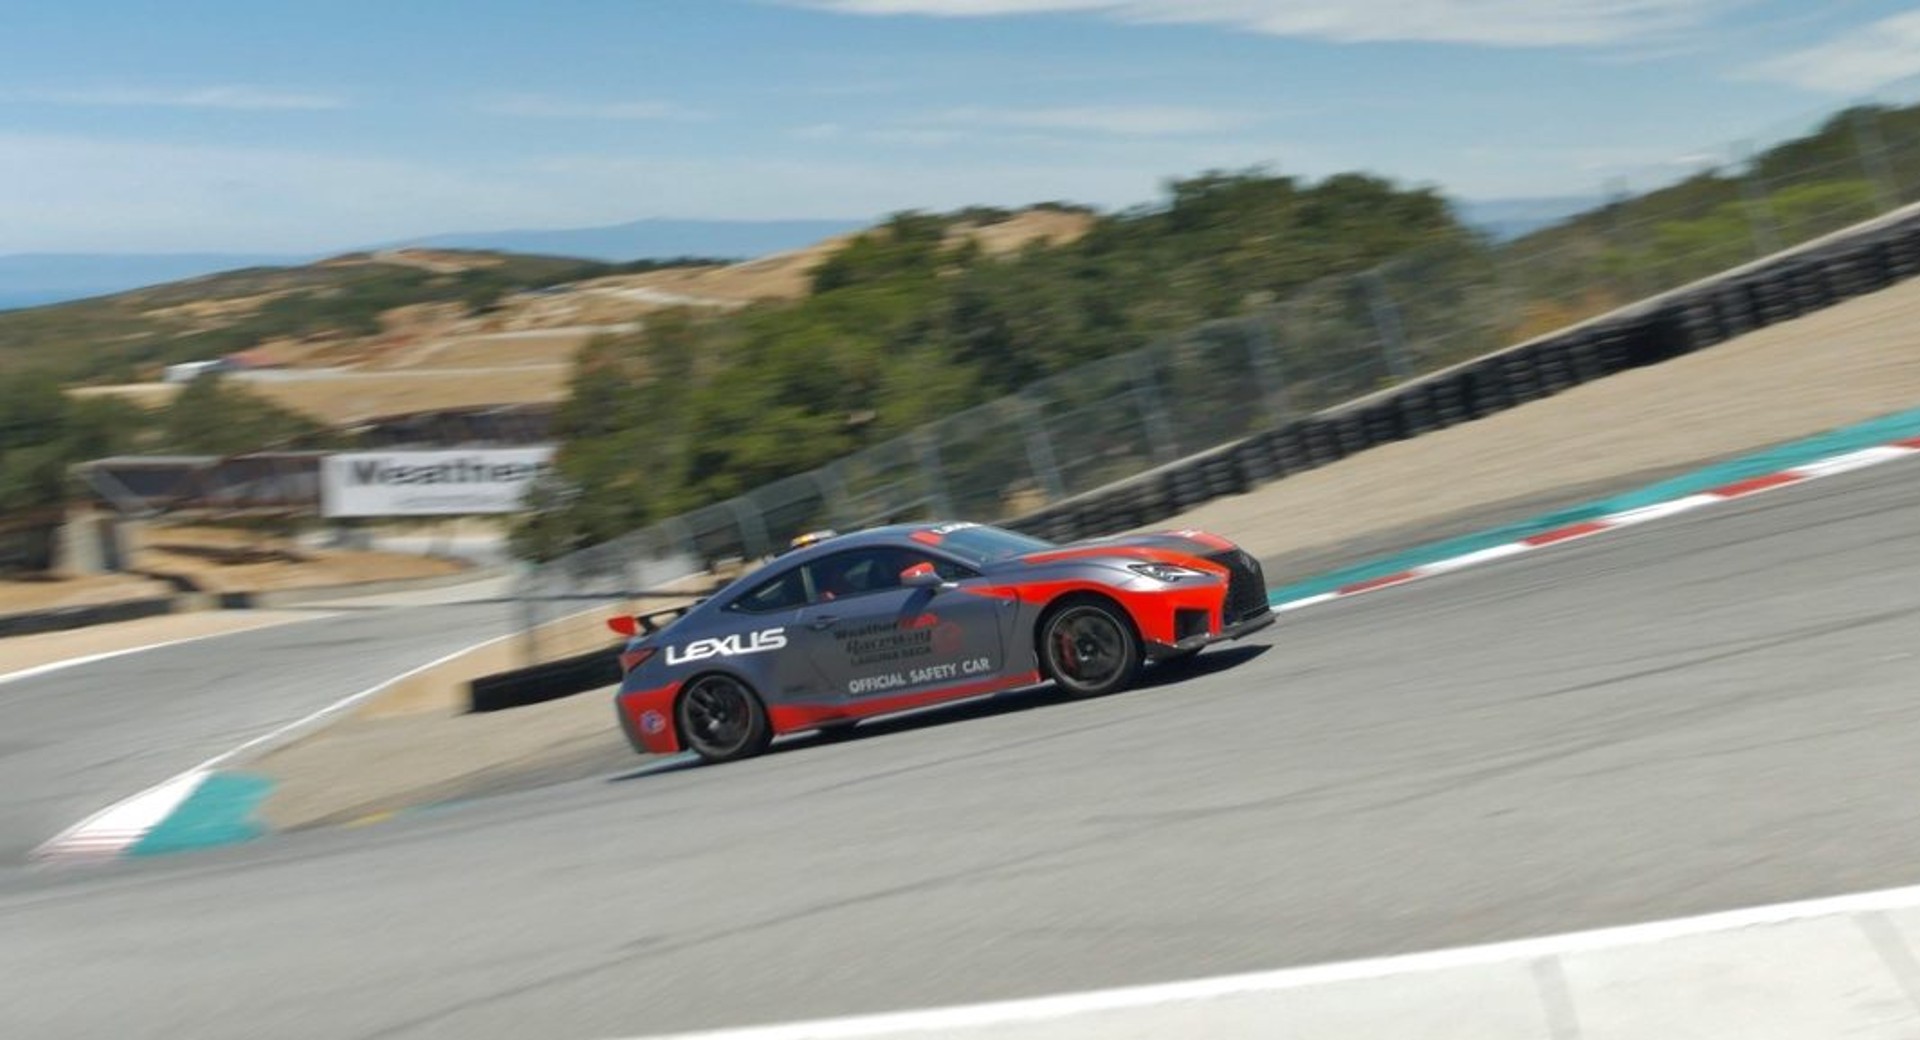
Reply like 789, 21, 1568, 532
4, 0, 1920, 253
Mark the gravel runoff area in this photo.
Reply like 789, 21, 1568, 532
209, 275, 1920, 831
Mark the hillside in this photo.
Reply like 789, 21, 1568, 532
5, 211, 1099, 428
0, 249, 619, 386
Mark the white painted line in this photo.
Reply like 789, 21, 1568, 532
1411, 542, 1530, 576
0, 626, 308, 688
30, 603, 618, 864
614, 881, 1920, 1040
1272, 592, 1337, 613
1596, 493, 1720, 528
1789, 444, 1915, 478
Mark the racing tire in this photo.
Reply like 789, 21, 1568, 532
676, 674, 773, 764
1039, 598, 1142, 699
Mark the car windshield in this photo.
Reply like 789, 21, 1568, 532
931, 524, 1056, 564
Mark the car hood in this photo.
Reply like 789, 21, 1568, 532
1005, 528, 1240, 569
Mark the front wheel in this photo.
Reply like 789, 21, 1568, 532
1040, 600, 1142, 698
676, 674, 773, 763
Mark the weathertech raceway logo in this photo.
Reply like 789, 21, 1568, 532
665, 628, 788, 666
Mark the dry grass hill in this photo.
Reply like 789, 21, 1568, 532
47, 209, 1094, 427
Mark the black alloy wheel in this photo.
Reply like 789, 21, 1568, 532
677, 674, 773, 763
1041, 601, 1141, 698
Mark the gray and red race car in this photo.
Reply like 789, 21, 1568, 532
609, 521, 1273, 763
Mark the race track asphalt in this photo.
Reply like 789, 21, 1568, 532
0, 601, 517, 863
2, 457, 1917, 1040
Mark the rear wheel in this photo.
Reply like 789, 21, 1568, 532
676, 674, 773, 763
1040, 599, 1141, 698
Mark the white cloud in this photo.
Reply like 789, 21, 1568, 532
787, 105, 1253, 148
1749, 11, 1920, 94
790, 0, 1730, 47
19, 85, 346, 110
479, 95, 699, 120
0, 134, 563, 253
933, 104, 1258, 136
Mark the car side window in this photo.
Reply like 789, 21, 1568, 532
808, 548, 977, 602
728, 566, 809, 613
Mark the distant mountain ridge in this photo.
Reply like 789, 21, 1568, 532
385, 217, 868, 263
1456, 195, 1601, 241
0, 200, 1589, 313
0, 252, 317, 311
0, 217, 869, 311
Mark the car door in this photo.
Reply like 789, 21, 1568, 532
793, 545, 1008, 702
714, 561, 819, 702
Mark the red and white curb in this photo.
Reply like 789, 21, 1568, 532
30, 770, 215, 864
1272, 438, 1920, 614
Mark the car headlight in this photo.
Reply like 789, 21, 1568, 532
1128, 562, 1210, 582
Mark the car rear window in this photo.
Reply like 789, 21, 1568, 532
729, 567, 808, 613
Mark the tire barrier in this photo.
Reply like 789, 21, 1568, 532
0, 597, 175, 639
469, 647, 622, 713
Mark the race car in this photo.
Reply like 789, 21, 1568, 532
608, 521, 1274, 763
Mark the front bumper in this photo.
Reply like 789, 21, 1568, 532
1147, 606, 1274, 659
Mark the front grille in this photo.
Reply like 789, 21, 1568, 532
1208, 549, 1271, 625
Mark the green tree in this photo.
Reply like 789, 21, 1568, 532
158, 375, 332, 455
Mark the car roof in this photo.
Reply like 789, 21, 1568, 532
694, 522, 967, 606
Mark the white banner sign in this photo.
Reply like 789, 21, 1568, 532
320, 448, 557, 517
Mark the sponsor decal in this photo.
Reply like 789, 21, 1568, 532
848, 656, 996, 695
833, 617, 939, 666
911, 521, 980, 545
640, 710, 666, 735
664, 627, 788, 666
320, 447, 556, 518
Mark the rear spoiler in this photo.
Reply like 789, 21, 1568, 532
607, 599, 704, 638
637, 603, 697, 634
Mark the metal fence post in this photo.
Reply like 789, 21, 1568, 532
1016, 395, 1068, 503
1731, 146, 1783, 259
1243, 311, 1293, 423
914, 429, 953, 517
1362, 269, 1413, 383
1851, 106, 1901, 214
514, 565, 541, 667
1130, 350, 1180, 464
727, 496, 770, 561
813, 461, 852, 528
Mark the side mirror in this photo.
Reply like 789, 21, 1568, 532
607, 615, 639, 637
900, 562, 944, 589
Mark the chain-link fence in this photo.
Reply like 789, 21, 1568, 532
508, 82, 1920, 664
